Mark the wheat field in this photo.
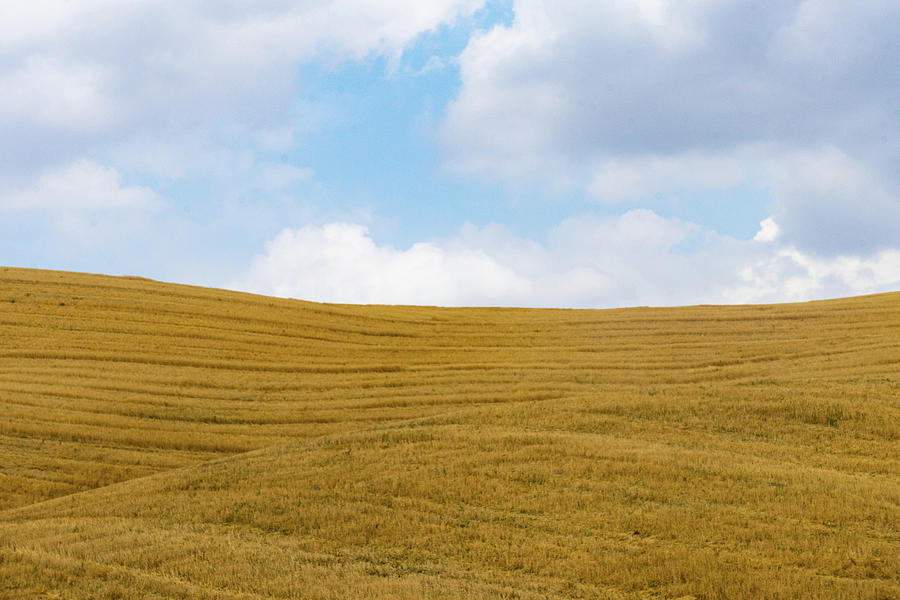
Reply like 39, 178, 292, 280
0, 266, 898, 599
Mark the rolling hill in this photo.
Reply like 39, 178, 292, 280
1, 266, 898, 599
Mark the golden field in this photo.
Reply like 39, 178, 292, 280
0, 266, 898, 599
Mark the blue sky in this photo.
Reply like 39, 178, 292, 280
2, 1, 899, 307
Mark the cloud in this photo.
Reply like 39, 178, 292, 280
411, 55, 447, 77
441, 1, 900, 256
753, 218, 780, 243
764, 147, 900, 255
729, 246, 900, 304
0, 159, 165, 257
589, 151, 749, 202
257, 164, 315, 191
236, 222, 531, 306
0, 0, 487, 178
0, 56, 117, 132
445, 1, 900, 169
1, 160, 160, 212
234, 212, 900, 308
586, 144, 900, 255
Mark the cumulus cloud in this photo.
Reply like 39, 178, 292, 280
0, 57, 117, 132
411, 55, 447, 77
753, 218, 780, 243
445, 0, 900, 169
589, 151, 749, 202
0, 159, 165, 254
1, 160, 161, 212
257, 164, 315, 191
237, 223, 530, 306
442, 1, 900, 257
234, 212, 900, 308
0, 0, 486, 177
728, 246, 900, 304
764, 147, 900, 255
586, 144, 900, 255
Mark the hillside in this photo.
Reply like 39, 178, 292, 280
1, 266, 898, 599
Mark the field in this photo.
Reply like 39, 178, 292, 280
0, 266, 898, 599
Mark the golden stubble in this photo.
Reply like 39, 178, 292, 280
0, 267, 897, 599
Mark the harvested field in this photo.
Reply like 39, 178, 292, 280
1, 267, 898, 599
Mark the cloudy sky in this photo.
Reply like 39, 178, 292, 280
3, 0, 899, 307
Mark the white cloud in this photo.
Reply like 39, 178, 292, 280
763, 147, 900, 254
0, 0, 487, 178
0, 159, 164, 254
7, 1, 484, 104
234, 211, 899, 308
412, 55, 447, 77
442, 1, 900, 256
753, 218, 780, 243
771, 0, 896, 66
589, 151, 749, 202
0, 0, 107, 49
0, 56, 117, 131
254, 127, 296, 152
588, 143, 900, 255
1, 160, 160, 212
445, 1, 900, 173
105, 136, 224, 181
237, 222, 531, 306
729, 247, 900, 304
257, 164, 315, 191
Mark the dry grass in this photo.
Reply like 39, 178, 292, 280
0, 266, 898, 599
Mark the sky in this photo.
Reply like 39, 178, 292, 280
2, 0, 899, 308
